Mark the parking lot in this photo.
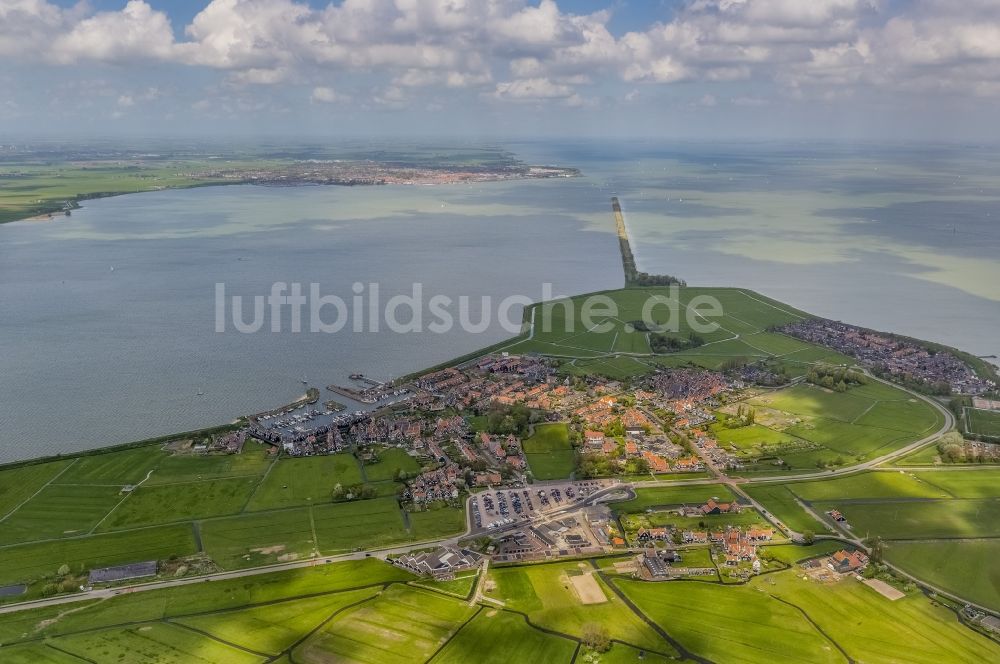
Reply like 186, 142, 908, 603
468, 480, 615, 532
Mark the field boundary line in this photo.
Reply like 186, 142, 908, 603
275, 587, 384, 661
0, 457, 80, 523
41, 641, 95, 663
737, 290, 807, 321
768, 594, 854, 663
87, 469, 156, 535
425, 604, 484, 663
241, 454, 279, 513
168, 619, 275, 658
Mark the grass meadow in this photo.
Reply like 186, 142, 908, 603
524, 422, 576, 480
487, 560, 669, 652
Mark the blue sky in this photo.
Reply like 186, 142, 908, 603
2, 0, 999, 139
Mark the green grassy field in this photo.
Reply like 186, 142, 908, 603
97, 477, 259, 530
736, 380, 944, 467
765, 569, 1000, 663
758, 540, 844, 565
611, 484, 734, 513
818, 498, 1000, 539
295, 585, 475, 664
145, 446, 273, 485
200, 507, 316, 569
0, 484, 126, 543
966, 408, 1000, 436
0, 643, 85, 664
407, 506, 467, 540
246, 453, 363, 510
175, 587, 380, 656
886, 539, 1000, 612
785, 471, 952, 502
53, 446, 168, 485
50, 622, 263, 664
0, 559, 412, 645
505, 287, 813, 365
487, 561, 669, 652
363, 448, 423, 482
0, 161, 236, 224
524, 422, 576, 480
741, 484, 827, 533
0, 459, 75, 518
617, 577, 843, 664
912, 469, 1000, 498
313, 497, 408, 553
411, 571, 479, 598
0, 524, 198, 589
621, 509, 767, 541
431, 608, 578, 664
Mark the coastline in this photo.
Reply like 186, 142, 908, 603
1, 282, 992, 472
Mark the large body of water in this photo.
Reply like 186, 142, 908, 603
2, 141, 998, 462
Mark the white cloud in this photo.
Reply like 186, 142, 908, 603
4, 0, 1000, 119
49, 1, 176, 64
492, 77, 575, 101
310, 86, 339, 103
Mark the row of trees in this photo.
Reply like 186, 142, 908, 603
649, 331, 705, 353
805, 364, 868, 392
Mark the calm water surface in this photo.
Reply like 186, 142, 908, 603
2, 141, 998, 462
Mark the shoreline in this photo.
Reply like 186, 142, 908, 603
0, 165, 579, 226
0, 283, 994, 472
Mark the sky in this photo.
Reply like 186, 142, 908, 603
2, 0, 999, 139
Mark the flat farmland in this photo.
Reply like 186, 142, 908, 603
313, 497, 408, 553
506, 287, 812, 361
0, 524, 197, 589
407, 506, 467, 540
622, 508, 768, 536
145, 446, 272, 485
430, 608, 577, 664
524, 422, 576, 480
617, 577, 842, 664
175, 588, 380, 656
246, 453, 362, 510
50, 622, 263, 664
741, 484, 827, 534
786, 471, 951, 502
97, 477, 259, 531
200, 507, 316, 569
967, 408, 1000, 436
818, 499, 1000, 539
710, 423, 812, 451
0, 459, 75, 518
0, 643, 84, 664
363, 448, 422, 482
750, 384, 876, 423
0, 560, 411, 643
53, 447, 168, 485
294, 586, 475, 664
855, 399, 943, 434
913, 469, 1000, 498
487, 561, 668, 651
0, 484, 124, 543
612, 484, 734, 513
785, 420, 909, 458
765, 570, 1000, 663
886, 539, 1000, 612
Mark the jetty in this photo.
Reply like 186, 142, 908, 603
612, 196, 638, 285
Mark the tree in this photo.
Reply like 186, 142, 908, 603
801, 530, 815, 544
582, 623, 611, 652
57, 564, 70, 576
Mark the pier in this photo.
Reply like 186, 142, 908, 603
612, 196, 638, 286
